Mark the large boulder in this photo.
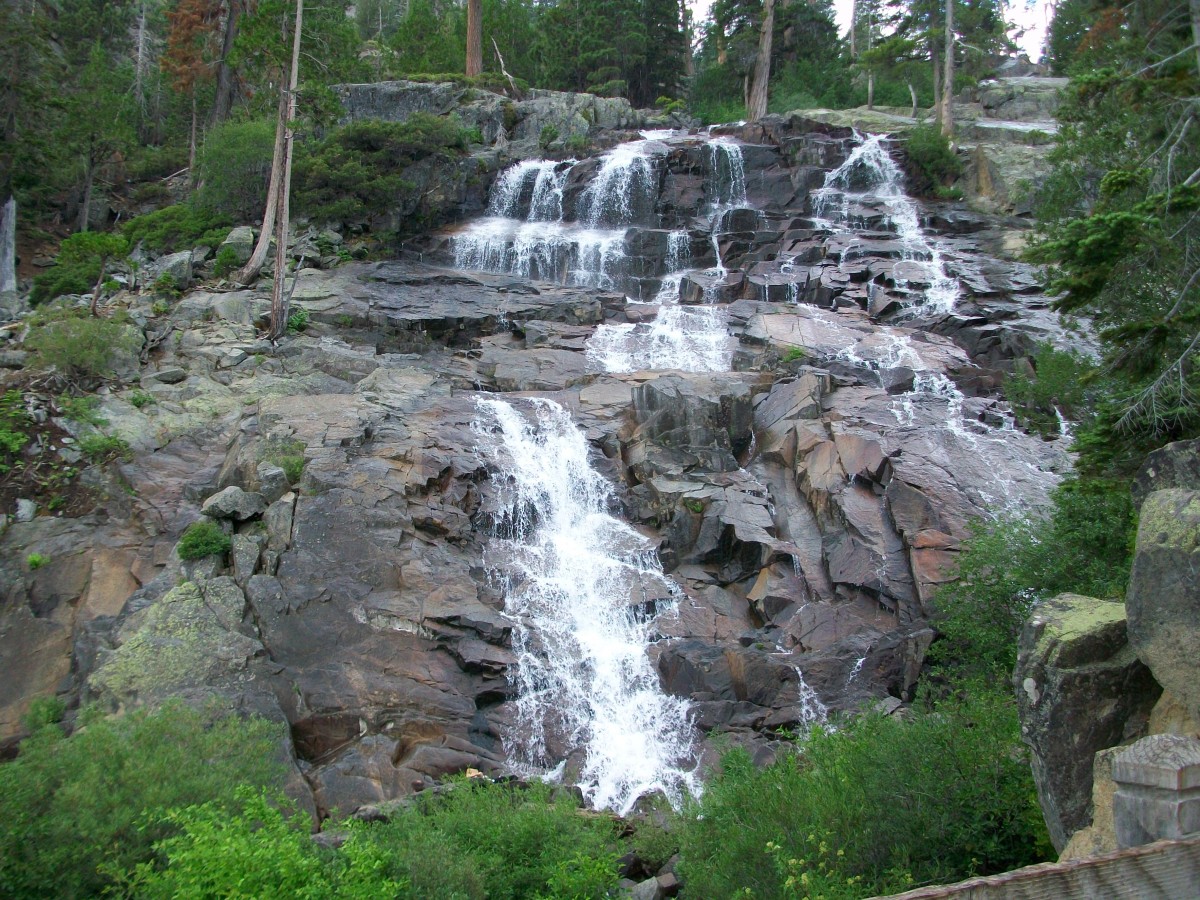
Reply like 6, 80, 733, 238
1014, 593, 1161, 852
1131, 439, 1200, 509
1126, 489, 1200, 726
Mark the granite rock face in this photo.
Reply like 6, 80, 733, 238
1014, 594, 1161, 852
1, 112, 1080, 818
1127, 489, 1200, 729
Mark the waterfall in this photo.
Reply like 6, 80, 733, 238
452, 141, 666, 292
477, 397, 700, 814
795, 667, 829, 731
813, 134, 958, 315
578, 142, 658, 227
588, 229, 732, 373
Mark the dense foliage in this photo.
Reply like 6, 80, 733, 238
678, 690, 1051, 898
0, 703, 285, 899
293, 114, 471, 226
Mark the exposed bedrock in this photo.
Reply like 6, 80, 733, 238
2, 113, 1077, 816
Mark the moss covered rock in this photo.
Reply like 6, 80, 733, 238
1014, 593, 1160, 852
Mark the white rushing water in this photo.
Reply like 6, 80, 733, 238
813, 133, 958, 315
588, 229, 732, 373
477, 397, 701, 814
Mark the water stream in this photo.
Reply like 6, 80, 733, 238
813, 133, 959, 316
477, 397, 700, 814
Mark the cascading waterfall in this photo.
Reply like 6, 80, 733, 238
813, 134, 958, 315
452, 140, 668, 292
588, 230, 732, 373
477, 397, 701, 814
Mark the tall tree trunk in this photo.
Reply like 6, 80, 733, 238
134, 0, 147, 113
908, 81, 918, 119
747, 0, 775, 121
931, 43, 941, 125
188, 94, 198, 174
270, 0, 303, 342
78, 155, 94, 233
465, 0, 482, 77
0, 195, 15, 295
849, 0, 857, 57
235, 87, 288, 286
1191, 0, 1200, 78
867, 70, 875, 109
210, 0, 242, 127
683, 6, 695, 78
941, 0, 954, 138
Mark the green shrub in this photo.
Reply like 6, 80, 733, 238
30, 232, 130, 305
678, 690, 1050, 898
1006, 342, 1098, 439
0, 703, 284, 899
212, 245, 241, 278
194, 117, 277, 222
931, 477, 1134, 681
79, 433, 131, 462
152, 272, 180, 298
177, 519, 232, 560
25, 552, 48, 570
57, 393, 106, 426
262, 437, 307, 485
293, 114, 469, 226
287, 307, 311, 333
538, 124, 559, 148
355, 779, 621, 898
129, 390, 155, 409
0, 390, 31, 474
25, 313, 141, 382
123, 203, 233, 254
904, 124, 963, 196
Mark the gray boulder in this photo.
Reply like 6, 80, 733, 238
147, 250, 193, 290
1127, 489, 1200, 726
201, 486, 267, 521
1015, 593, 1161, 852
1132, 440, 1200, 509
219, 226, 256, 266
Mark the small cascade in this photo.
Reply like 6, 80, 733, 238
813, 134, 958, 316
847, 656, 866, 685
477, 397, 700, 815
452, 140, 664, 291
795, 667, 829, 732
588, 230, 732, 373
578, 142, 658, 227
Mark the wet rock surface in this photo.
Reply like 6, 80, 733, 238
1, 116, 1073, 816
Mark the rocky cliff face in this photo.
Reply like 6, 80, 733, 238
0, 108, 1074, 817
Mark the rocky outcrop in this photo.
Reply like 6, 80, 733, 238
1014, 594, 1160, 852
1126, 489, 1200, 727
2, 112, 1080, 816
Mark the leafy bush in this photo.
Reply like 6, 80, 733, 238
177, 519, 232, 560
57, 393, 106, 426
0, 390, 31, 474
678, 691, 1050, 898
25, 552, 48, 570
903, 124, 963, 196
538, 124, 559, 148
122, 778, 620, 899
293, 114, 469, 226
212, 245, 242, 278
931, 477, 1134, 681
30, 232, 130, 305
129, 390, 155, 409
287, 307, 310, 333
0, 703, 285, 899
1006, 342, 1099, 438
123, 203, 233, 254
79, 433, 131, 462
25, 312, 141, 382
351, 779, 621, 898
194, 117, 277, 221
121, 788, 405, 899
